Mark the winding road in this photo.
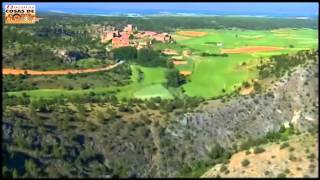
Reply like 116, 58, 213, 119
2, 61, 124, 75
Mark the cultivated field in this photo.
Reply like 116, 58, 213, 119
168, 28, 318, 98
6, 28, 318, 100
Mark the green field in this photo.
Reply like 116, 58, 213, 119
170, 28, 318, 98
116, 65, 171, 99
8, 65, 172, 100
7, 28, 318, 100
183, 54, 257, 98
172, 28, 318, 55
134, 84, 173, 99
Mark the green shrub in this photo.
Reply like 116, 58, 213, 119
220, 165, 227, 173
264, 171, 270, 176
307, 153, 315, 160
253, 147, 265, 154
277, 173, 286, 178
284, 168, 290, 174
280, 142, 289, 149
241, 159, 250, 167
289, 154, 297, 161
81, 83, 90, 89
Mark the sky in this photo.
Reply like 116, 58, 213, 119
2, 2, 319, 16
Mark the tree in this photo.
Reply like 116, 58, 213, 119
52, 145, 61, 158
81, 83, 90, 90
46, 166, 60, 178
136, 68, 144, 83
242, 81, 250, 88
12, 168, 19, 178
241, 159, 250, 167
166, 69, 186, 87
106, 108, 117, 120
25, 159, 39, 177
166, 60, 174, 69
208, 144, 225, 159
112, 46, 137, 60
2, 166, 9, 177
253, 81, 262, 92
96, 111, 105, 123
137, 48, 166, 67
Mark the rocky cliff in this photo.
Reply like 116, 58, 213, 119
158, 59, 318, 176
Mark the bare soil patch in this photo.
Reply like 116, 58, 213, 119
179, 70, 192, 76
240, 86, 254, 95
162, 49, 179, 55
177, 31, 208, 37
173, 61, 188, 65
239, 35, 264, 39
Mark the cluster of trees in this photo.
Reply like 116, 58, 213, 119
136, 68, 144, 83
257, 49, 318, 79
3, 18, 107, 70
239, 123, 296, 151
166, 69, 186, 88
3, 62, 132, 92
111, 47, 169, 67
200, 52, 228, 57
35, 12, 318, 33
3, 74, 37, 92
111, 46, 137, 60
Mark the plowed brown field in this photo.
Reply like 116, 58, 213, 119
177, 31, 208, 37
179, 70, 192, 76
173, 61, 188, 65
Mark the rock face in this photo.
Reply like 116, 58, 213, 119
158, 60, 318, 176
2, 122, 13, 143
54, 49, 89, 63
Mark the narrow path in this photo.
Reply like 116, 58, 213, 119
2, 61, 124, 75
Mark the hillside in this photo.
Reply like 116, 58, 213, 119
2, 10, 318, 178
201, 132, 318, 178
2, 50, 318, 178
159, 58, 318, 177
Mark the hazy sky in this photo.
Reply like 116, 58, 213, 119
2, 2, 319, 16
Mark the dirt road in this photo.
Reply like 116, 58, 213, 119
3, 61, 124, 75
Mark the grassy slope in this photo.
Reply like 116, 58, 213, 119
117, 65, 171, 99
183, 54, 257, 98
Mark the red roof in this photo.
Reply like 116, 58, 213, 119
143, 31, 157, 36
112, 36, 130, 48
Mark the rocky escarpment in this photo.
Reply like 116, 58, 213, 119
158, 59, 318, 176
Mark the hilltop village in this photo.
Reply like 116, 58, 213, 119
100, 24, 173, 50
